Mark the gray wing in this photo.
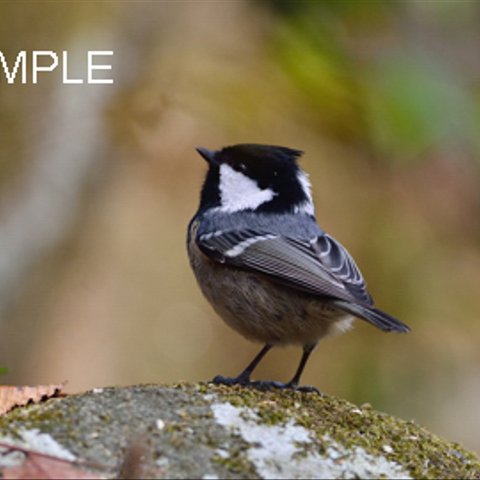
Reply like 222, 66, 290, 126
197, 229, 362, 304
197, 228, 410, 333
311, 234, 373, 305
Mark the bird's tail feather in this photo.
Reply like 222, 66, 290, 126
333, 301, 410, 333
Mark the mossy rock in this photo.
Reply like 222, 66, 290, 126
0, 383, 478, 479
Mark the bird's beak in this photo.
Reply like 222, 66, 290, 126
196, 146, 217, 164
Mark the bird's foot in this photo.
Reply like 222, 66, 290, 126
211, 374, 252, 387
211, 375, 320, 394
289, 384, 321, 394
251, 380, 321, 394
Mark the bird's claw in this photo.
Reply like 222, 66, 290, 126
251, 380, 321, 394
211, 375, 250, 386
211, 375, 320, 394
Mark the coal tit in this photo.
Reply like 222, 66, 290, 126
187, 144, 409, 391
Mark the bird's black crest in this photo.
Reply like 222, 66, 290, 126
220, 144, 304, 164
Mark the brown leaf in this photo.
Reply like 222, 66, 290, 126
2, 452, 101, 479
0, 384, 65, 416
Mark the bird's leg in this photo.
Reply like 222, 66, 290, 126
283, 343, 319, 393
249, 344, 320, 393
212, 344, 272, 386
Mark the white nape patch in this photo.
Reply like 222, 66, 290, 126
295, 170, 315, 216
224, 234, 277, 257
212, 402, 411, 480
218, 164, 277, 213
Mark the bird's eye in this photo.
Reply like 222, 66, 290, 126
237, 162, 247, 172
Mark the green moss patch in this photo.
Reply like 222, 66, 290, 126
0, 383, 478, 479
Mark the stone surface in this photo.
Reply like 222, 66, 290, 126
0, 383, 479, 479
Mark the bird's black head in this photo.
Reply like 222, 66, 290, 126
196, 143, 314, 216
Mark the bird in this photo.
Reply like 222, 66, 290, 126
187, 143, 410, 392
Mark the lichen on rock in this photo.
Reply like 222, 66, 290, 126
211, 401, 411, 479
0, 383, 478, 479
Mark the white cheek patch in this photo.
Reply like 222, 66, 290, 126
218, 164, 277, 213
294, 170, 315, 216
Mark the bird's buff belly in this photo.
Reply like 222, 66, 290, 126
189, 243, 353, 345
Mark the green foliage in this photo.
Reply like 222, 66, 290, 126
272, 14, 364, 141
364, 59, 480, 164
269, 0, 480, 166
0, 367, 8, 376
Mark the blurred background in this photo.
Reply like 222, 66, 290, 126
0, 0, 479, 454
